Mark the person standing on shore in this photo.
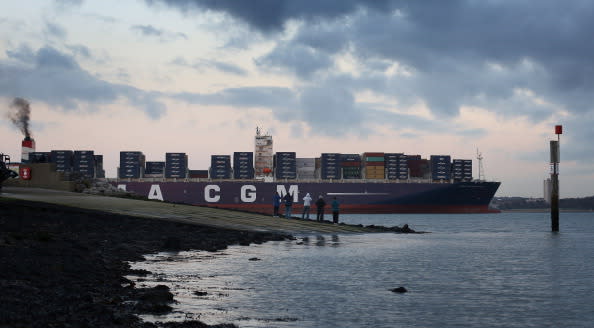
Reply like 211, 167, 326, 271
283, 193, 293, 219
302, 193, 312, 219
315, 195, 326, 222
273, 192, 281, 217
331, 197, 340, 224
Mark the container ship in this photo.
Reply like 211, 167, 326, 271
15, 129, 500, 214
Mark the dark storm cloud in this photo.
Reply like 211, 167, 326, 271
150, 0, 594, 121
557, 113, 594, 162
171, 56, 247, 76
0, 46, 165, 118
145, 0, 392, 33
131, 24, 188, 41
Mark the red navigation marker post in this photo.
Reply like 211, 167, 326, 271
551, 125, 562, 232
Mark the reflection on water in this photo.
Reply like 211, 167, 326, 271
129, 213, 594, 328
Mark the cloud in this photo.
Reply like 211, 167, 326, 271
251, 1, 594, 125
559, 111, 594, 162
54, 0, 84, 6
171, 56, 247, 76
170, 82, 445, 137
6, 44, 36, 64
144, 0, 392, 33
148, 0, 594, 139
255, 42, 333, 79
173, 86, 296, 110
130, 24, 188, 42
0, 46, 166, 118
44, 22, 67, 39
65, 44, 92, 58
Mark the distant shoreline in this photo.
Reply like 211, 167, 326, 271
500, 209, 594, 213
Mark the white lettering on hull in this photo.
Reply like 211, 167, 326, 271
241, 185, 257, 202
276, 185, 299, 203
205, 185, 221, 202
148, 184, 164, 201
117, 184, 126, 191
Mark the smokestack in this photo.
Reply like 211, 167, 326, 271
22, 136, 35, 163
7, 97, 35, 163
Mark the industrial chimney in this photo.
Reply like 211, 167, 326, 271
21, 136, 35, 163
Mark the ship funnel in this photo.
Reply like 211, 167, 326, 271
22, 136, 35, 163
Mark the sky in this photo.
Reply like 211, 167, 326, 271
1, 0, 593, 198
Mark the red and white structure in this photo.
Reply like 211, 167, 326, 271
21, 136, 35, 163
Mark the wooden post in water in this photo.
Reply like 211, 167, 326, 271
550, 125, 562, 232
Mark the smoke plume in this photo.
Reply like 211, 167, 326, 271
8, 97, 32, 138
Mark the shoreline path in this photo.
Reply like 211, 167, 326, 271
2, 187, 380, 234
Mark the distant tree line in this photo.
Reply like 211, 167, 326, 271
492, 196, 594, 210
559, 196, 594, 210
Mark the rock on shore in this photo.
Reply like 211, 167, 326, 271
0, 198, 289, 327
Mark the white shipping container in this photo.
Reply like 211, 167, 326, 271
296, 158, 316, 167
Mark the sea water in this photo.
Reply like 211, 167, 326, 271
130, 212, 594, 328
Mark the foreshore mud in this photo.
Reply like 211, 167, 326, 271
0, 198, 290, 327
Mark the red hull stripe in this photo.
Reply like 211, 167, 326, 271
203, 203, 499, 215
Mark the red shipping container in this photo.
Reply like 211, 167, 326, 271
341, 161, 361, 167
365, 162, 385, 166
408, 159, 429, 177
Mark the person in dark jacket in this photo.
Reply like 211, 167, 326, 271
283, 193, 293, 219
331, 197, 340, 224
273, 192, 281, 217
315, 195, 326, 222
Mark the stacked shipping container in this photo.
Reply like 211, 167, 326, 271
210, 155, 231, 179
275, 152, 296, 179
406, 155, 429, 178
74, 150, 95, 178
28, 152, 50, 163
94, 155, 105, 178
341, 154, 361, 179
321, 153, 341, 179
385, 153, 408, 180
296, 158, 316, 179
452, 159, 472, 182
51, 150, 74, 173
430, 155, 452, 181
188, 170, 209, 178
119, 151, 145, 178
233, 152, 254, 179
363, 152, 385, 179
145, 161, 165, 177
165, 153, 187, 178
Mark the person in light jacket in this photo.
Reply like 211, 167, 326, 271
302, 193, 312, 220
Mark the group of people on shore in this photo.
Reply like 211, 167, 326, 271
273, 192, 340, 224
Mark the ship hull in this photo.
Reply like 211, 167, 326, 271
112, 180, 500, 214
